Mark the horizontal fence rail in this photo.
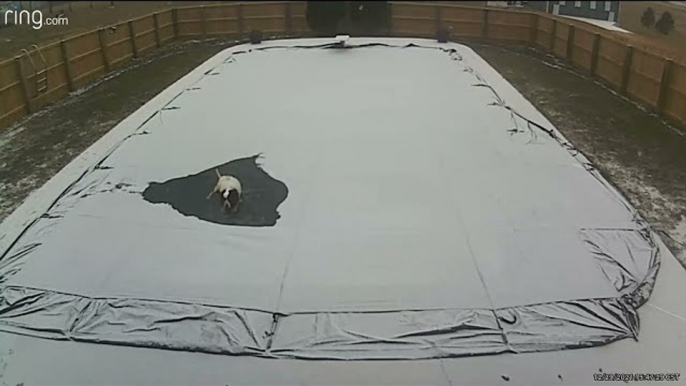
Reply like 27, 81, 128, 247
1, 1, 685, 130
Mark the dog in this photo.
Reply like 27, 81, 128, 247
207, 169, 242, 212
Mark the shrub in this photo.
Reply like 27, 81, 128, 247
655, 11, 675, 35
640, 7, 655, 28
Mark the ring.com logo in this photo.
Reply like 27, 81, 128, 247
3, 8, 69, 30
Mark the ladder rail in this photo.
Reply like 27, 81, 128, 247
20, 48, 37, 78
19, 48, 39, 97
29, 45, 49, 94
30, 44, 48, 68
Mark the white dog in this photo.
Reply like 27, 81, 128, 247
207, 169, 242, 212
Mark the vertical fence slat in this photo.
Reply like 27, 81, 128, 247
388, 3, 394, 36
128, 21, 139, 58
590, 33, 600, 75
172, 8, 179, 38
60, 40, 74, 92
549, 19, 557, 53
482, 9, 489, 38
15, 57, 31, 113
200, 6, 207, 39
621, 45, 633, 94
98, 28, 111, 73
530, 14, 539, 44
657, 59, 673, 113
285, 2, 292, 34
566, 24, 575, 63
153, 13, 161, 48
238, 3, 245, 37
435, 5, 442, 31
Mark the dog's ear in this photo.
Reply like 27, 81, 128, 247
215, 169, 221, 178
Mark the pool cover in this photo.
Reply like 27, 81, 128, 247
0, 39, 661, 360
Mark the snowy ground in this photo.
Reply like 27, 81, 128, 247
473, 43, 686, 266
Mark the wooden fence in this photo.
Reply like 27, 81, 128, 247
0, 8, 176, 128
1, 1, 685, 131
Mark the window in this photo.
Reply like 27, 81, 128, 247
559, 1, 565, 5
604, 1, 612, 12
590, 1, 597, 9
575, 1, 581, 7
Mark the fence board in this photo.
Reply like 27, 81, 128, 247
132, 16, 157, 55
105, 22, 135, 70
290, 1, 307, 18
488, 10, 532, 42
392, 17, 435, 37
67, 32, 101, 62
553, 23, 569, 58
663, 63, 686, 122
442, 7, 482, 38
243, 2, 288, 18
393, 3, 436, 19
291, 15, 309, 33
243, 16, 287, 34
177, 7, 203, 37
158, 10, 173, 27
595, 37, 624, 87
205, 5, 239, 35
68, 31, 106, 88
535, 16, 553, 48
0, 87, 26, 127
158, 10, 175, 43
571, 26, 594, 70
0, 59, 25, 127
626, 50, 663, 107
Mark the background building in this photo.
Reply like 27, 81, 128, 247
525, 1, 620, 21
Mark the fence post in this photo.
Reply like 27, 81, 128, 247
15, 57, 32, 113
590, 33, 600, 75
172, 8, 179, 38
128, 21, 139, 58
530, 14, 539, 44
482, 9, 489, 38
238, 3, 245, 38
285, 2, 292, 35
153, 13, 161, 48
98, 28, 111, 72
60, 40, 74, 92
565, 24, 575, 63
549, 19, 557, 52
657, 59, 673, 112
200, 5, 207, 39
620, 45, 633, 94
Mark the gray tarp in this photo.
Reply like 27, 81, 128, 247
0, 39, 660, 360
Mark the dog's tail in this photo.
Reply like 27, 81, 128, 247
215, 168, 221, 178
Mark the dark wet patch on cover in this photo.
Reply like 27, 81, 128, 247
143, 154, 288, 227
